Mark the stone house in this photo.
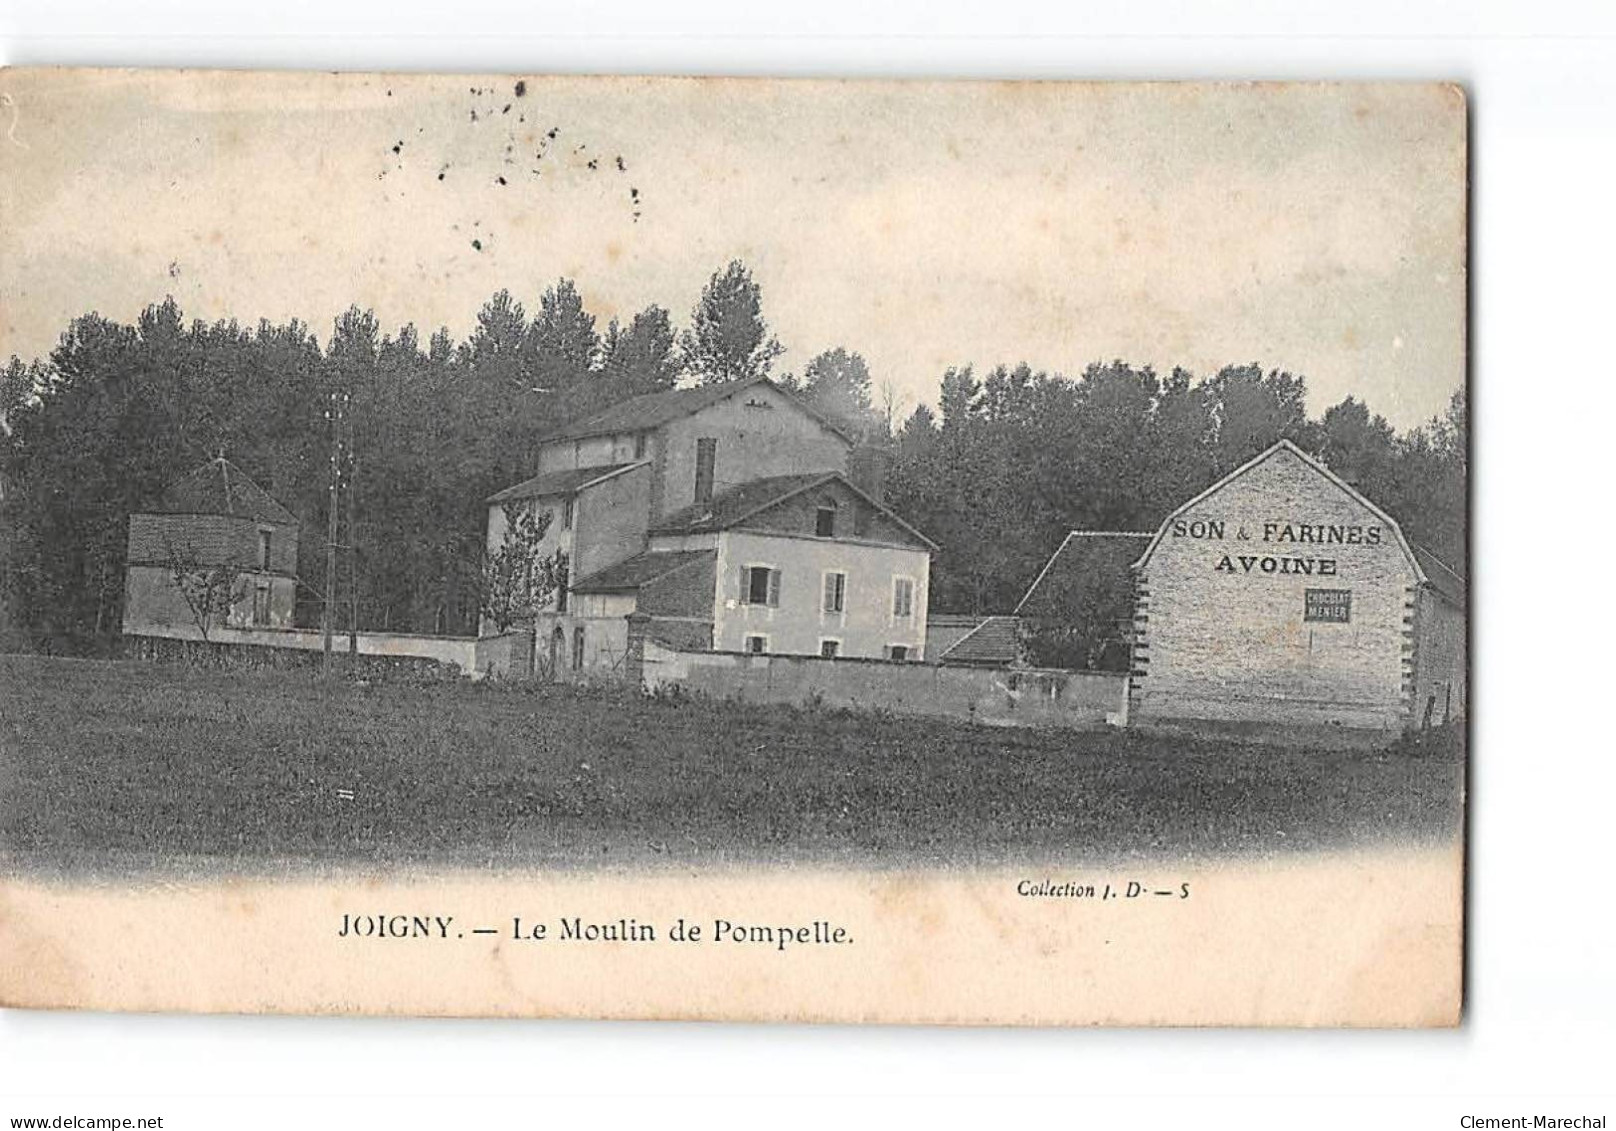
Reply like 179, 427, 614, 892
482, 376, 935, 676
124, 457, 300, 637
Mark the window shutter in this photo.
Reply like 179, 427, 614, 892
739, 565, 750, 604
767, 568, 781, 607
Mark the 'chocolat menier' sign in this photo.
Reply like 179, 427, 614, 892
1168, 519, 1385, 577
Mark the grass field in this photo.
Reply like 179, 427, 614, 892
0, 655, 1463, 876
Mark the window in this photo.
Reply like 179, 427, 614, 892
571, 626, 586, 669
892, 576, 915, 619
695, 437, 717, 503
741, 565, 780, 607
555, 562, 569, 613
822, 571, 846, 614
819, 639, 841, 659
815, 501, 837, 537
562, 498, 575, 530
252, 584, 270, 627
258, 530, 272, 571
745, 634, 768, 655
634, 432, 647, 460
888, 644, 909, 662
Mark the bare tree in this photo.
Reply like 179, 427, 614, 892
876, 377, 911, 438
163, 541, 247, 642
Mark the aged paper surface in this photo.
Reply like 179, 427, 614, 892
0, 70, 1466, 1025
3, 853, 1460, 1025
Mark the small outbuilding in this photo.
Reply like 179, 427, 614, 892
124, 456, 300, 638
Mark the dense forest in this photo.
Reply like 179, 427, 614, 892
0, 259, 1465, 654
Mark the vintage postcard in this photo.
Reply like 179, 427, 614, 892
0, 70, 1466, 1025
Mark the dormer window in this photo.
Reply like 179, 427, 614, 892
815, 500, 837, 538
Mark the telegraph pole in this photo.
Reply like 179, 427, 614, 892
347, 451, 359, 659
322, 389, 346, 674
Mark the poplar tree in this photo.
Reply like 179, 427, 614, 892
679, 260, 784, 386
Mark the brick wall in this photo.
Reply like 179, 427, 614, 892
1131, 447, 1420, 731
128, 512, 298, 574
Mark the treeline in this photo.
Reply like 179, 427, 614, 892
883, 362, 1466, 615
0, 260, 1464, 652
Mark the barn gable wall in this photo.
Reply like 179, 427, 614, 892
1132, 446, 1420, 730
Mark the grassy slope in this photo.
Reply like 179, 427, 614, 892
0, 656, 1463, 875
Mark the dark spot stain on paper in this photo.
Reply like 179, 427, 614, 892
366, 82, 652, 251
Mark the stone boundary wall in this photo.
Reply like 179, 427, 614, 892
474, 628, 534, 679
124, 622, 479, 675
641, 640, 1127, 730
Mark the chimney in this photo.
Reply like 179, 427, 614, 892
847, 444, 888, 505
694, 437, 716, 505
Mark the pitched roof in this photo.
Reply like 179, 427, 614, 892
485, 463, 640, 504
539, 376, 854, 445
1412, 544, 1466, 606
150, 457, 297, 525
938, 615, 1023, 667
927, 613, 988, 628
570, 549, 716, 594
652, 472, 831, 535
650, 471, 938, 549
1015, 531, 1150, 616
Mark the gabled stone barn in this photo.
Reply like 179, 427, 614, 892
1129, 440, 1465, 732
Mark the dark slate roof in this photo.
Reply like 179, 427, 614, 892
1015, 531, 1151, 616
486, 463, 638, 504
539, 376, 853, 445
927, 613, 987, 628
150, 458, 297, 525
570, 550, 716, 594
650, 470, 937, 549
1413, 544, 1466, 606
938, 615, 1024, 667
650, 472, 836, 535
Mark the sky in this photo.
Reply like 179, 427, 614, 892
0, 71, 1466, 429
